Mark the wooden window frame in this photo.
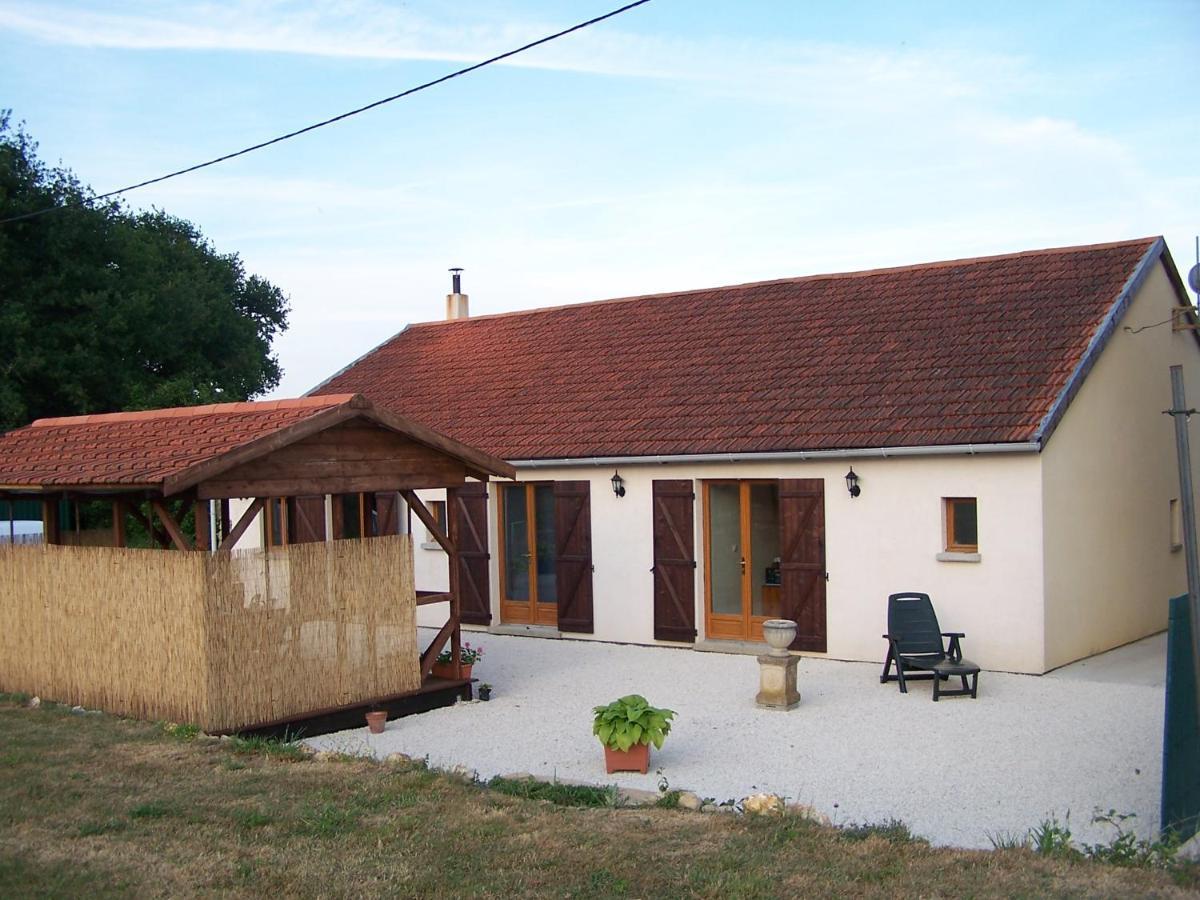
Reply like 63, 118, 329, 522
944, 497, 979, 553
702, 479, 780, 641
426, 499, 447, 543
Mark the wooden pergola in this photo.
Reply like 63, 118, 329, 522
0, 393, 514, 688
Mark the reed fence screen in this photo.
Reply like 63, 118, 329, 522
0, 536, 419, 732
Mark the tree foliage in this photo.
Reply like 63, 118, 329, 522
0, 111, 289, 431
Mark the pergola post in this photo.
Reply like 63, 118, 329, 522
194, 499, 211, 552
41, 495, 60, 545
403, 489, 462, 680
112, 499, 127, 548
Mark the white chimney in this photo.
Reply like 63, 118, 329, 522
446, 267, 469, 320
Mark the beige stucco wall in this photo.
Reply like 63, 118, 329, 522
1040, 261, 1199, 671
414, 454, 1049, 673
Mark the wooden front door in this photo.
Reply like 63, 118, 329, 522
703, 479, 825, 647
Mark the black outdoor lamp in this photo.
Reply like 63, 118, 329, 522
845, 466, 861, 498
611, 470, 626, 498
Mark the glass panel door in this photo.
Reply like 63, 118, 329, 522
500, 483, 558, 625
708, 484, 742, 616
705, 480, 781, 640
534, 484, 557, 608
502, 485, 530, 603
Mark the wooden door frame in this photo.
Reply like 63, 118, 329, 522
702, 479, 780, 642
497, 482, 558, 626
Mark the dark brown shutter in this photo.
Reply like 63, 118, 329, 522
554, 481, 593, 633
373, 492, 401, 536
779, 479, 827, 652
449, 482, 491, 626
289, 496, 327, 544
652, 480, 696, 642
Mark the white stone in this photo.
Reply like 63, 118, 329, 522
677, 791, 702, 811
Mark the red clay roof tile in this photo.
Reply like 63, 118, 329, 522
316, 239, 1162, 460
0, 396, 355, 488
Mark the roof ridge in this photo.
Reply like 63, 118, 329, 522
403, 236, 1161, 329
30, 394, 357, 428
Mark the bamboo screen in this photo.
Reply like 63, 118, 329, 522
0, 536, 420, 732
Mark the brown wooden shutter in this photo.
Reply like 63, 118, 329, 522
652, 480, 696, 642
289, 496, 327, 544
554, 481, 593, 633
779, 479, 827, 652
449, 482, 491, 626
373, 492, 401, 536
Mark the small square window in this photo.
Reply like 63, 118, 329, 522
944, 498, 978, 553
426, 500, 447, 543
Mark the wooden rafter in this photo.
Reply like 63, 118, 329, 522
150, 499, 192, 552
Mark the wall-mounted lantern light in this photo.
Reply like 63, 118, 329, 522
611, 470, 626, 498
845, 467, 861, 498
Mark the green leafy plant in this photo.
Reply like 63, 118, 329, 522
592, 694, 675, 751
1030, 814, 1079, 859
436, 642, 483, 666
1083, 809, 1180, 868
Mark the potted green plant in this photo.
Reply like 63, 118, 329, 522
432, 642, 484, 680
592, 694, 676, 774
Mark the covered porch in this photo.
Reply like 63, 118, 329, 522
0, 394, 514, 731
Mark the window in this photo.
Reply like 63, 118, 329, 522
421, 499, 447, 549
944, 498, 978, 553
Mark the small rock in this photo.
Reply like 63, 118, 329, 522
785, 802, 832, 826
677, 791, 702, 811
70, 705, 86, 715
700, 803, 717, 813
742, 793, 786, 816
499, 772, 536, 782
384, 752, 413, 765
448, 764, 477, 780
618, 787, 660, 807
26, 696, 40, 709
219, 734, 232, 742
312, 751, 339, 762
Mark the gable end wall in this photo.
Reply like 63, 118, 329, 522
1040, 261, 1198, 670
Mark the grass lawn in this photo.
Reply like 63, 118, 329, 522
0, 696, 1196, 898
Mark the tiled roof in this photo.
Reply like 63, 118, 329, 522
316, 238, 1166, 460
0, 396, 353, 488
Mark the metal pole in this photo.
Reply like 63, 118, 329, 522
1167, 365, 1200, 725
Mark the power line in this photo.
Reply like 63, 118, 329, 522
0, 0, 653, 226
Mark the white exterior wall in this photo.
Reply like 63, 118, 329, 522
1040, 262, 1198, 670
419, 455, 1048, 673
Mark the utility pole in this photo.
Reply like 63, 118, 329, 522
1167, 365, 1200, 727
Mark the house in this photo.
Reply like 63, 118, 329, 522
312, 237, 1200, 674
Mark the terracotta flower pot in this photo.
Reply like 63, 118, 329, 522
365, 710, 387, 734
604, 743, 650, 774
432, 662, 473, 680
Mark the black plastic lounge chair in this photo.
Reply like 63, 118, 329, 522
881, 592, 979, 700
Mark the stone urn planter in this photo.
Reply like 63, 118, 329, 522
762, 619, 797, 656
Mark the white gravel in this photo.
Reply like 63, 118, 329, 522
305, 630, 1166, 850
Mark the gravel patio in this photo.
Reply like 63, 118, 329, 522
305, 630, 1167, 850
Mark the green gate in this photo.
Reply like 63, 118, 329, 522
1162, 594, 1199, 839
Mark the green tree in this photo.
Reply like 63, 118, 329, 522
0, 111, 289, 430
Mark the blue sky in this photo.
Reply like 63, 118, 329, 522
2, 1, 1198, 398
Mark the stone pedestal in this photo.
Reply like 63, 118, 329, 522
756, 654, 800, 710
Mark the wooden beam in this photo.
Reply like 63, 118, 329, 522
42, 495, 60, 545
419, 617, 456, 678
124, 500, 172, 550
198, 472, 466, 500
194, 499, 211, 552
150, 499, 192, 552
218, 498, 264, 552
111, 499, 127, 548
416, 592, 451, 606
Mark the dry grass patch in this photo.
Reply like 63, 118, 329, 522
0, 696, 1196, 898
